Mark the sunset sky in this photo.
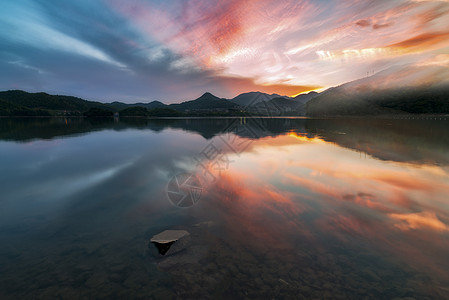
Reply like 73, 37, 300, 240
1, 0, 449, 102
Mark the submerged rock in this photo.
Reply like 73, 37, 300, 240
150, 230, 190, 256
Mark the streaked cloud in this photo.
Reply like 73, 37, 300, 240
0, 0, 448, 101
388, 31, 449, 50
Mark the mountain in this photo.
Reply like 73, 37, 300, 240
0, 90, 109, 115
230, 92, 289, 107
4, 65, 448, 118
306, 64, 449, 116
144, 101, 167, 109
169, 92, 240, 112
243, 91, 319, 116
292, 91, 319, 104
0, 90, 242, 116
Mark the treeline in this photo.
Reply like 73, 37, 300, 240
2, 87, 449, 118
0, 90, 245, 117
0, 99, 53, 116
0, 90, 108, 117
115, 107, 246, 117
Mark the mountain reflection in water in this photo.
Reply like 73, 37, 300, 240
0, 117, 448, 299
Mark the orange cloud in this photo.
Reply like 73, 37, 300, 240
284, 173, 340, 199
215, 75, 321, 97
372, 172, 436, 191
108, 0, 449, 96
372, 22, 393, 29
166, 0, 248, 59
414, 3, 449, 30
342, 192, 392, 212
390, 211, 449, 232
388, 31, 449, 50
355, 19, 371, 27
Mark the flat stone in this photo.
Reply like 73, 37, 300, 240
150, 230, 189, 243
150, 230, 190, 256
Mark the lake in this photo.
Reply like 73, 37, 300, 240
0, 117, 449, 299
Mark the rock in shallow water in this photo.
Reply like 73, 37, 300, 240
150, 230, 191, 256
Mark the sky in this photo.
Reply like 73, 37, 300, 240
1, 0, 449, 103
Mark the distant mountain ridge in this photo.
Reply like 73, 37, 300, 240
4, 63, 448, 118
1, 90, 314, 116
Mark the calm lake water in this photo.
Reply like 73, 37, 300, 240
1, 117, 449, 299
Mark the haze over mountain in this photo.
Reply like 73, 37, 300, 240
307, 62, 449, 116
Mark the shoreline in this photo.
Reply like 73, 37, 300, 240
1, 115, 449, 120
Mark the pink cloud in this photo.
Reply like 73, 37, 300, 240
107, 0, 449, 94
